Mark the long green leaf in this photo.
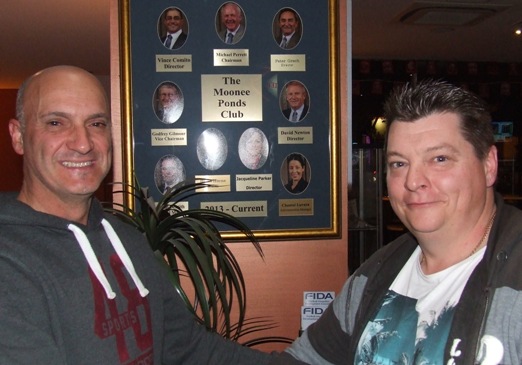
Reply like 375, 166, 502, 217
103, 177, 292, 344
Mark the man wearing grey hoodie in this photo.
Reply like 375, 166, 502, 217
0, 65, 275, 364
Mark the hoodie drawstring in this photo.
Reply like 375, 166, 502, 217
100, 219, 150, 298
68, 220, 149, 300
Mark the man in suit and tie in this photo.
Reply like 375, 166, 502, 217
218, 2, 245, 45
275, 8, 301, 50
160, 7, 188, 50
156, 155, 186, 194
282, 81, 309, 122
154, 82, 184, 124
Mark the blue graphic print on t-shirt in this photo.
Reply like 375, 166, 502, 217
355, 290, 455, 365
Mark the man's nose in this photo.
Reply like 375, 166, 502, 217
404, 163, 429, 191
67, 125, 94, 154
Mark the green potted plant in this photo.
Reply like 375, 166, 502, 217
103, 178, 290, 346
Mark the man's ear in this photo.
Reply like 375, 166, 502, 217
9, 119, 24, 156
485, 145, 498, 188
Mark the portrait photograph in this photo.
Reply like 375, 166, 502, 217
154, 154, 186, 194
280, 152, 311, 195
280, 80, 310, 122
272, 7, 302, 50
197, 128, 228, 171
215, 2, 246, 45
125, 0, 340, 238
238, 127, 269, 170
158, 7, 189, 50
152, 81, 184, 124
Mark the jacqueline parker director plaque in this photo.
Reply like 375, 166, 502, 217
119, 0, 341, 240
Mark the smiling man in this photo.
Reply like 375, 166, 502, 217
160, 7, 187, 50
10, 65, 112, 223
0, 65, 275, 364
154, 82, 183, 124
218, 2, 245, 44
271, 80, 522, 365
282, 80, 309, 122
276, 8, 301, 50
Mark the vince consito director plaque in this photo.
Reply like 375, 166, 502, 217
201, 74, 262, 122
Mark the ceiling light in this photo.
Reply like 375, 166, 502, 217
514, 22, 522, 36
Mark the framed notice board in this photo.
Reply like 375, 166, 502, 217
119, 0, 341, 240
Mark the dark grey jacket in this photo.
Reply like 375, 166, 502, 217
272, 193, 522, 364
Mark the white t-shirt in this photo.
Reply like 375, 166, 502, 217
355, 246, 485, 364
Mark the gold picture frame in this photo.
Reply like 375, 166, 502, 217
119, 0, 341, 240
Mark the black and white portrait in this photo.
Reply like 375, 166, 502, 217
153, 81, 184, 124
238, 128, 269, 170
154, 154, 186, 194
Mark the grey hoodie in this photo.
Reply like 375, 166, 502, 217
0, 192, 272, 364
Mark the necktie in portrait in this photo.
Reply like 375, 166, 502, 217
165, 34, 173, 49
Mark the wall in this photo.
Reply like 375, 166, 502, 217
110, 0, 349, 351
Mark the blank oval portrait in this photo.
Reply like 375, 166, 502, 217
158, 7, 189, 50
238, 128, 269, 170
153, 81, 184, 124
197, 128, 228, 170
154, 154, 186, 194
